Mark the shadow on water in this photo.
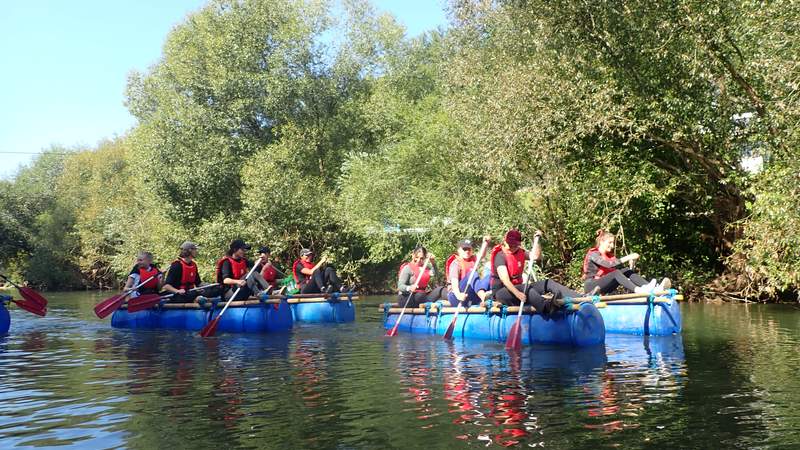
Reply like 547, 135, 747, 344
1, 294, 799, 448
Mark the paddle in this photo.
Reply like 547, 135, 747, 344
127, 284, 220, 313
93, 275, 156, 319
443, 238, 489, 340
0, 274, 49, 308
6, 296, 47, 316
385, 256, 431, 337
505, 235, 539, 352
200, 263, 261, 337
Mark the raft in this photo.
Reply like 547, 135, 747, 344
111, 296, 293, 333
596, 290, 682, 335
288, 292, 357, 323
380, 301, 605, 347
0, 296, 10, 335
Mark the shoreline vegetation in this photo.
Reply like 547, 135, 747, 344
2, 0, 798, 302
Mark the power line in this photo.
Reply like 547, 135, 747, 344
0, 151, 74, 155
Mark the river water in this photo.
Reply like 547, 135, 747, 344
1, 293, 799, 449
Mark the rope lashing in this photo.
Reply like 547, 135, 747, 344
484, 299, 494, 316
501, 304, 508, 319
382, 302, 392, 323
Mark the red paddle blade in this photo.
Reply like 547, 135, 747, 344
385, 323, 399, 337
200, 317, 220, 337
505, 319, 522, 352
94, 294, 125, 319
443, 318, 456, 340
127, 294, 163, 313
18, 287, 48, 307
13, 299, 47, 316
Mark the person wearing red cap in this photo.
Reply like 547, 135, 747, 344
490, 229, 580, 313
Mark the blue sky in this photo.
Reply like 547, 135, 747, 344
0, 0, 448, 179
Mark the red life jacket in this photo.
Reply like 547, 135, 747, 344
582, 247, 616, 280
293, 259, 315, 283
446, 253, 476, 283
137, 265, 160, 290
490, 244, 526, 285
174, 258, 197, 290
399, 262, 431, 293
262, 263, 279, 287
216, 256, 248, 284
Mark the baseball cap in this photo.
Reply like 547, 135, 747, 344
504, 229, 522, 246
258, 246, 271, 254
458, 239, 474, 249
300, 248, 313, 256
180, 241, 199, 250
229, 239, 252, 251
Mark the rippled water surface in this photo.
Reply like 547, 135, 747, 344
1, 293, 800, 449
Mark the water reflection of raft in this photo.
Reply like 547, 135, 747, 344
598, 291, 682, 336
380, 302, 605, 347
111, 297, 293, 333
288, 292, 357, 323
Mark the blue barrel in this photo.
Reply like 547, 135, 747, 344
111, 299, 293, 334
290, 299, 355, 323
384, 302, 605, 347
599, 296, 681, 335
209, 300, 293, 333
0, 300, 10, 335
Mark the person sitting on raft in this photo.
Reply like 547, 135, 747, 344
217, 239, 272, 301
293, 248, 343, 294
123, 251, 161, 297
491, 229, 580, 314
582, 229, 670, 294
446, 236, 491, 307
256, 246, 286, 290
162, 241, 204, 302
397, 245, 447, 308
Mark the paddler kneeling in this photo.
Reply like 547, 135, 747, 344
217, 239, 272, 301
162, 241, 206, 302
123, 251, 162, 298
397, 246, 447, 308
491, 229, 580, 314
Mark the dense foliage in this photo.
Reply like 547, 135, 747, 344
1, 0, 797, 299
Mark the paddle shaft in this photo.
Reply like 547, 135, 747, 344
444, 240, 489, 339
514, 236, 539, 317
205, 262, 262, 329
124, 275, 157, 297
388, 256, 431, 336
506, 236, 539, 351
159, 283, 219, 300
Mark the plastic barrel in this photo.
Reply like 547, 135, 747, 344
599, 297, 682, 335
0, 302, 10, 335
291, 300, 356, 323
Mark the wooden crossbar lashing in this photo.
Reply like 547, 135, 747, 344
381, 303, 585, 315
120, 294, 359, 311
